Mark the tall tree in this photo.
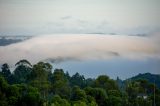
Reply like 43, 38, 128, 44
1, 63, 11, 83
94, 75, 119, 92
29, 62, 52, 99
51, 69, 71, 98
14, 59, 32, 83
70, 72, 86, 88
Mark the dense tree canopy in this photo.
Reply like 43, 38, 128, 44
1, 63, 11, 83
0, 60, 160, 106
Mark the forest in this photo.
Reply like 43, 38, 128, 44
0, 59, 160, 106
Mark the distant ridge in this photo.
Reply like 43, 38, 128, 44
125, 73, 160, 88
0, 36, 32, 46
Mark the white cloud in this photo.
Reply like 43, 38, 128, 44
0, 34, 159, 66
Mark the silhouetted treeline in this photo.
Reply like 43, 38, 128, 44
0, 59, 160, 106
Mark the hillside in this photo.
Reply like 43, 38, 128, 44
125, 73, 160, 88
0, 36, 32, 46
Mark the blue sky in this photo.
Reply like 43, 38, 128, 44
54, 58, 160, 80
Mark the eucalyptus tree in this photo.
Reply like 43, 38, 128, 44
13, 59, 32, 83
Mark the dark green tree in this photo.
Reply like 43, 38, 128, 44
1, 63, 11, 83
29, 62, 52, 99
20, 85, 42, 106
107, 90, 122, 106
71, 86, 87, 102
72, 101, 87, 106
94, 75, 119, 92
0, 76, 8, 106
70, 72, 86, 88
65, 71, 71, 80
51, 95, 70, 106
125, 81, 139, 105
85, 87, 108, 106
6, 85, 20, 106
86, 95, 97, 106
51, 69, 71, 99
14, 59, 32, 83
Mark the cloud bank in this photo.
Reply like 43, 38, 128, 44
0, 34, 160, 66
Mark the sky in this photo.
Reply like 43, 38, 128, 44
55, 58, 160, 79
0, 0, 160, 79
0, 0, 160, 35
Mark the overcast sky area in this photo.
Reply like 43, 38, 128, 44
0, 0, 160, 35
0, 0, 160, 79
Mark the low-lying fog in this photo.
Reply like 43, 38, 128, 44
0, 34, 160, 79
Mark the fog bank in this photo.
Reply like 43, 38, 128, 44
0, 34, 160, 66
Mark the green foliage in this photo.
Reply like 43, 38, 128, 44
51, 95, 70, 106
86, 95, 97, 106
70, 72, 86, 88
0, 76, 8, 106
29, 62, 51, 99
8, 96, 18, 106
107, 90, 122, 106
20, 86, 42, 106
85, 78, 95, 87
72, 101, 87, 106
30, 62, 51, 81
71, 86, 87, 102
125, 73, 160, 88
0, 60, 160, 106
1, 63, 11, 83
149, 91, 160, 106
136, 97, 152, 106
14, 59, 32, 83
94, 75, 119, 92
85, 87, 108, 106
0, 75, 8, 92
126, 81, 139, 99
15, 59, 32, 67
51, 69, 71, 98
6, 85, 20, 98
